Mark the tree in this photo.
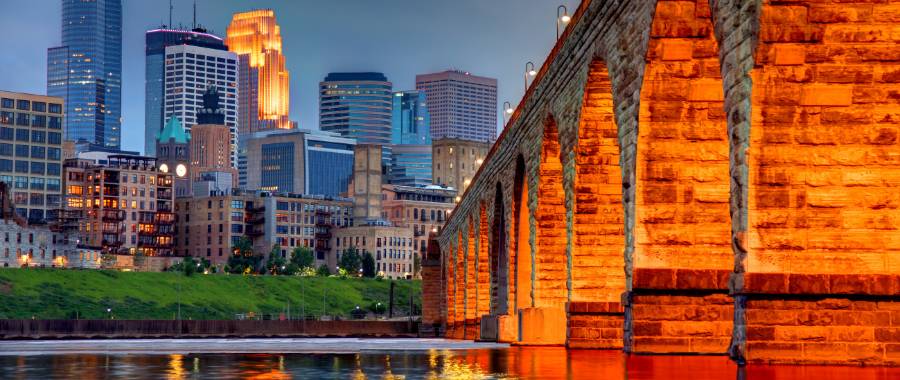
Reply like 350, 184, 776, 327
362, 251, 376, 278
265, 244, 287, 274
291, 246, 315, 269
316, 264, 331, 276
339, 246, 362, 276
227, 238, 263, 274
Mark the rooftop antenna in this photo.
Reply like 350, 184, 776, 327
168, 0, 173, 28
192, 0, 197, 30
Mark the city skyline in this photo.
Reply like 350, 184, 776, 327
0, 0, 579, 154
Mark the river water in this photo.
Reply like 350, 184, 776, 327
0, 338, 897, 379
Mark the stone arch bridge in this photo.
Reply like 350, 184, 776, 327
425, 0, 900, 366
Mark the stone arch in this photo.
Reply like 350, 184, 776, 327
572, 59, 625, 303
635, 0, 732, 277
534, 115, 567, 308
512, 155, 532, 312
628, 0, 733, 354
490, 181, 509, 315
477, 201, 490, 318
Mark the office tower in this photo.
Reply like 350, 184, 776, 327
155, 116, 191, 197
320, 73, 393, 146
415, 70, 498, 142
190, 87, 236, 184
352, 145, 384, 224
62, 154, 175, 257
242, 129, 355, 196
0, 91, 65, 223
144, 28, 238, 165
432, 138, 490, 192
390, 91, 432, 187
304, 132, 356, 197
47, 0, 122, 149
226, 9, 293, 132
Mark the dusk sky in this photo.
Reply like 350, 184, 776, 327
0, 0, 580, 154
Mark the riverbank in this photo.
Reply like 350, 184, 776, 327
0, 268, 420, 320
0, 320, 419, 340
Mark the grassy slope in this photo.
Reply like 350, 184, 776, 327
0, 269, 420, 320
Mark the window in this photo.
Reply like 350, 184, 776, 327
15, 113, 29, 126
14, 160, 27, 173
31, 102, 46, 112
15, 129, 28, 141
48, 103, 62, 114
0, 143, 12, 156
47, 132, 61, 145
16, 100, 29, 111
14, 145, 28, 157
0, 159, 11, 172
30, 162, 44, 174
30, 146, 45, 159
0, 98, 12, 109
31, 131, 45, 143
48, 116, 61, 129
47, 163, 60, 176
31, 115, 46, 128
47, 148, 61, 160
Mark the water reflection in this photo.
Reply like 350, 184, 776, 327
1, 348, 898, 379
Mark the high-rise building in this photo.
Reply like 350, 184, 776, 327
190, 87, 237, 185
320, 73, 393, 146
241, 129, 355, 196
155, 116, 191, 197
415, 70, 498, 142
226, 9, 293, 132
144, 28, 235, 159
432, 138, 490, 193
390, 91, 432, 187
0, 91, 65, 223
47, 0, 122, 150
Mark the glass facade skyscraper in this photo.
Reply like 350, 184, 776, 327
144, 28, 233, 158
304, 135, 355, 197
47, 0, 122, 150
319, 73, 393, 146
390, 91, 432, 187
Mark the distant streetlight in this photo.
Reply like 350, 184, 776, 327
557, 5, 571, 39
107, 308, 112, 320
525, 61, 537, 92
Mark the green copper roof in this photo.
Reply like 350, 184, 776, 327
158, 115, 190, 144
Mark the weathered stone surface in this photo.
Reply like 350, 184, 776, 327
430, 0, 899, 367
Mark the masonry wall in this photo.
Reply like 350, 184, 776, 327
432, 0, 899, 365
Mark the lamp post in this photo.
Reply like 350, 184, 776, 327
557, 5, 571, 39
503, 101, 514, 126
524, 61, 537, 92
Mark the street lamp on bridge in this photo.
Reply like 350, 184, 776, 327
503, 101, 514, 127
557, 5, 571, 39
525, 61, 537, 92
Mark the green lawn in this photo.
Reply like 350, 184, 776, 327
0, 268, 420, 320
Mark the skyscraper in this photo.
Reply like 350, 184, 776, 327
415, 70, 498, 142
320, 72, 393, 146
390, 91, 432, 187
320, 72, 393, 176
226, 10, 293, 132
144, 28, 237, 164
48, 0, 122, 150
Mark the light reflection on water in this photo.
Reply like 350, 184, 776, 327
2, 347, 899, 379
